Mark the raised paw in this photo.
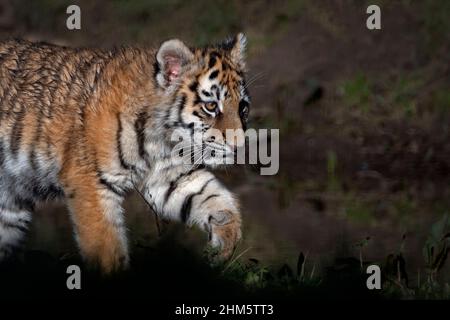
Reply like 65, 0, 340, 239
206, 210, 242, 262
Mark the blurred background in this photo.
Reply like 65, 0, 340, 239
0, 0, 448, 286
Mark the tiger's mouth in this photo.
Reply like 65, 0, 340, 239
169, 126, 236, 166
173, 141, 234, 167
201, 141, 235, 163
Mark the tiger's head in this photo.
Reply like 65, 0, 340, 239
155, 34, 250, 167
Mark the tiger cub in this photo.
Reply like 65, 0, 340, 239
0, 34, 250, 273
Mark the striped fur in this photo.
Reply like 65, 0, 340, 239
0, 34, 249, 273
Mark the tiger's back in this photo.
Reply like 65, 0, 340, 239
0, 39, 118, 201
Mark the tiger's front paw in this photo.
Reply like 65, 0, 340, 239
206, 210, 242, 262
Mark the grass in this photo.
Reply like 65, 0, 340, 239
389, 75, 424, 117
338, 68, 449, 120
273, 173, 299, 209
392, 195, 417, 225
344, 199, 375, 225
1, 213, 448, 301
421, 0, 450, 55
326, 150, 340, 192
431, 89, 450, 115
339, 73, 372, 113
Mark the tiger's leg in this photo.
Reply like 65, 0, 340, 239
144, 169, 241, 260
0, 193, 33, 261
188, 185, 242, 260
64, 175, 129, 274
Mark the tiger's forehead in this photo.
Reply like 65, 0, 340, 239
194, 49, 244, 96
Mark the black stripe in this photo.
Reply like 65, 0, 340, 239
8, 43, 32, 156
209, 70, 219, 80
30, 118, 43, 170
93, 146, 126, 197
14, 196, 35, 212
42, 50, 67, 120
9, 104, 26, 156
29, 181, 64, 201
2, 45, 25, 117
219, 36, 237, 51
0, 139, 4, 167
29, 56, 80, 170
215, 88, 220, 100
208, 55, 217, 69
0, 215, 29, 233
200, 194, 220, 206
2, 42, 29, 118
164, 168, 199, 203
189, 81, 198, 92
153, 60, 160, 82
78, 54, 106, 124
194, 92, 202, 106
222, 60, 229, 71
98, 175, 126, 197
0, 41, 14, 63
116, 113, 132, 170
180, 178, 214, 223
134, 110, 150, 166
30, 50, 65, 169
163, 109, 172, 129
192, 110, 206, 120
0, 43, 15, 124
1, 222, 28, 233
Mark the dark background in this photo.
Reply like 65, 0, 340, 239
0, 0, 449, 300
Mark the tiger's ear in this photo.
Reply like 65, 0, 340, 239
226, 33, 247, 70
156, 39, 194, 88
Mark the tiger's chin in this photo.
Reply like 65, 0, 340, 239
203, 159, 233, 170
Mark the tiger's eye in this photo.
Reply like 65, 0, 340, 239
205, 102, 217, 111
